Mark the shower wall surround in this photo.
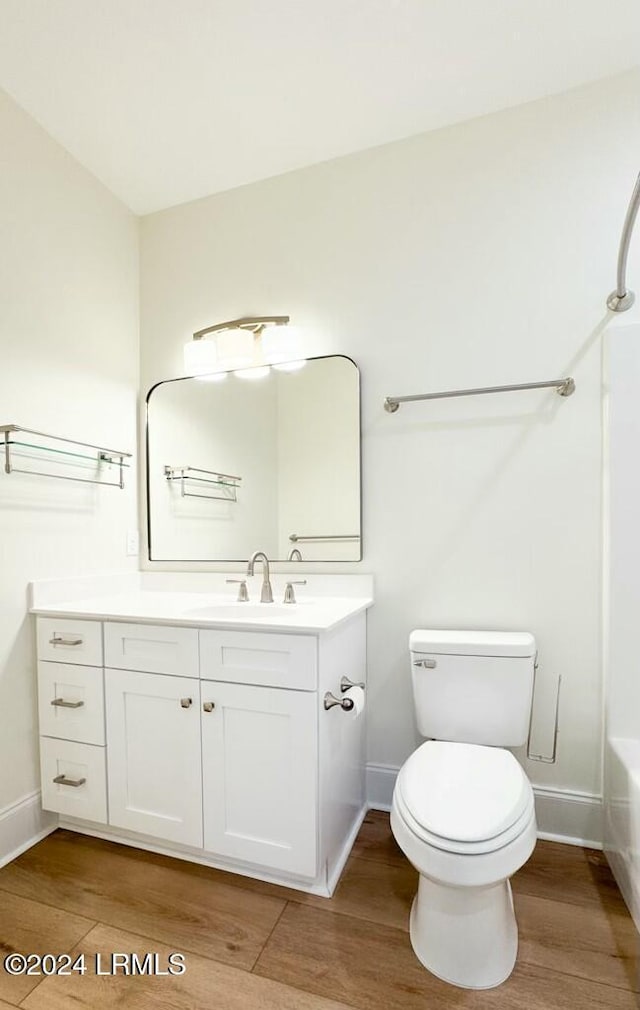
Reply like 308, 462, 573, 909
605, 323, 640, 926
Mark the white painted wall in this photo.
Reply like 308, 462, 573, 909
0, 89, 139, 817
140, 70, 640, 824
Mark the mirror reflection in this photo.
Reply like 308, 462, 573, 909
146, 355, 361, 562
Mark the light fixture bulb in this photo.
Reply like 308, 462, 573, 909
216, 328, 255, 370
184, 338, 217, 375
261, 324, 299, 365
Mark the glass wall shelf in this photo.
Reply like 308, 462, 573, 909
1, 425, 132, 489
164, 465, 241, 502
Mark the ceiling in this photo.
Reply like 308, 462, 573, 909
0, 0, 638, 215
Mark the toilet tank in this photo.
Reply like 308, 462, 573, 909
410, 629, 536, 747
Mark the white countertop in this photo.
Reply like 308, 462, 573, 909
30, 589, 372, 633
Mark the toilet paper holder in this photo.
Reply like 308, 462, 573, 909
324, 691, 354, 711
324, 677, 365, 711
340, 676, 365, 693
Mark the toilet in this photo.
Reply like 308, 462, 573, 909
390, 629, 538, 990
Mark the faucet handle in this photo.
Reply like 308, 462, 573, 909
226, 578, 249, 602
283, 580, 307, 604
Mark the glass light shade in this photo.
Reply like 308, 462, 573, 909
184, 338, 217, 375
234, 365, 271, 380
216, 328, 255, 370
261, 324, 298, 364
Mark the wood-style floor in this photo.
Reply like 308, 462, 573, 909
0, 815, 638, 1009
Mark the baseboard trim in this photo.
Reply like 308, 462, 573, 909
325, 805, 368, 897
59, 817, 340, 897
0, 791, 58, 868
366, 763, 603, 849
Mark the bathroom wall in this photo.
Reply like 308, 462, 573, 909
0, 89, 139, 859
140, 69, 640, 843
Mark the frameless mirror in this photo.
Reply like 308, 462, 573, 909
146, 355, 361, 562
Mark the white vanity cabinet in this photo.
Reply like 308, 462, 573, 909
36, 618, 108, 823
198, 628, 319, 875
34, 608, 367, 895
105, 668, 203, 846
201, 681, 317, 876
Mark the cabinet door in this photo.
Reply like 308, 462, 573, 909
201, 682, 317, 877
105, 668, 202, 846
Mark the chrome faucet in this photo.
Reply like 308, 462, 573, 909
287, 547, 303, 562
247, 550, 273, 603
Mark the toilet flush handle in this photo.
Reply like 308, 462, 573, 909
414, 658, 437, 669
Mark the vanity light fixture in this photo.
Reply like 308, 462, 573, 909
184, 315, 298, 377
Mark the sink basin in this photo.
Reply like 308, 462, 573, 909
183, 603, 305, 620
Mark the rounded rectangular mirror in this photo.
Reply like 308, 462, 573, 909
146, 355, 361, 562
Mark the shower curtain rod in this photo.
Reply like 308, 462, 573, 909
607, 171, 640, 313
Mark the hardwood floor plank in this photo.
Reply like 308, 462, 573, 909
0, 890, 94, 1005
292, 855, 416, 930
20, 923, 357, 1010
513, 841, 625, 910
0, 824, 636, 1010
253, 902, 638, 1010
349, 811, 406, 867
0, 830, 285, 970
515, 891, 640, 993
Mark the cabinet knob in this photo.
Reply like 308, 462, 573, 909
203, 701, 215, 713
180, 697, 193, 709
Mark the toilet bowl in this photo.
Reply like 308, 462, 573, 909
391, 739, 537, 989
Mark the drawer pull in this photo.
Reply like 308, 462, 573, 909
49, 636, 83, 647
203, 701, 215, 713
180, 697, 193, 709
51, 698, 85, 709
53, 774, 86, 788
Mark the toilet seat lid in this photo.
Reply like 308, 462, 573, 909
396, 741, 531, 843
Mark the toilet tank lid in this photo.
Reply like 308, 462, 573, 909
409, 629, 536, 658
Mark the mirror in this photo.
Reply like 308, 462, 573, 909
146, 355, 361, 562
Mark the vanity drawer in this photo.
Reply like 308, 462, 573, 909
37, 618, 103, 667
104, 622, 199, 678
40, 737, 107, 822
37, 662, 105, 745
199, 630, 317, 690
